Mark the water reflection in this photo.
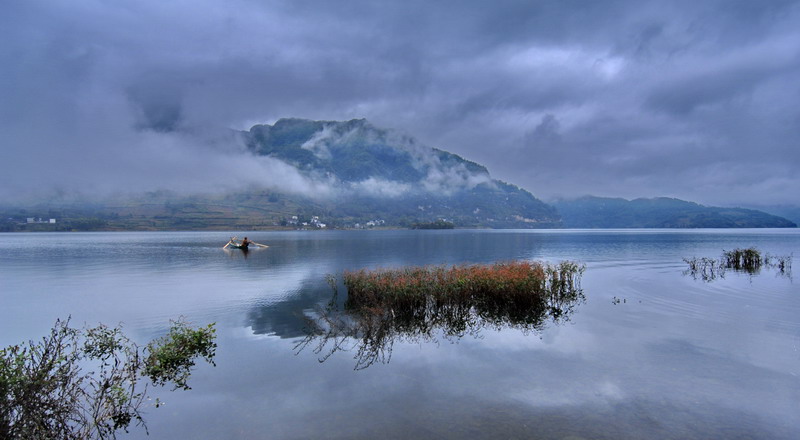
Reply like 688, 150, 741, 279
223, 246, 250, 258
4, 231, 800, 439
247, 277, 334, 338
296, 267, 585, 370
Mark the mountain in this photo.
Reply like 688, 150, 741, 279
240, 118, 561, 228
1, 118, 561, 230
741, 204, 800, 227
245, 118, 490, 183
6, 118, 791, 231
553, 196, 797, 228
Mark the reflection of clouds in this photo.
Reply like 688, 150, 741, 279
239, 240, 798, 431
392, 325, 799, 430
6, 230, 800, 439
127, 243, 800, 439
0, 231, 343, 345
510, 379, 626, 408
498, 323, 799, 426
139, 325, 798, 439
357, 260, 800, 429
474, 322, 600, 356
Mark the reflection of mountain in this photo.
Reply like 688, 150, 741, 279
247, 276, 337, 339
297, 263, 585, 370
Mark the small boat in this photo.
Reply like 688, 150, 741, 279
223, 236, 269, 250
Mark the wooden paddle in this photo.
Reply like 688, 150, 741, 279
223, 236, 238, 249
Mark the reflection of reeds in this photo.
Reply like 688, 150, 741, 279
684, 248, 792, 281
766, 254, 792, 274
298, 261, 585, 370
683, 257, 726, 281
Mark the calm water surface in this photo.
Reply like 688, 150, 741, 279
1, 229, 798, 439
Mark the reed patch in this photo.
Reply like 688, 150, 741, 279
298, 261, 585, 370
684, 247, 792, 281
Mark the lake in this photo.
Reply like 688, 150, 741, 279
1, 229, 798, 439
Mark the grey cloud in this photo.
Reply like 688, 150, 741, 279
127, 78, 186, 132
1, 0, 799, 207
285, 120, 493, 198
527, 114, 561, 145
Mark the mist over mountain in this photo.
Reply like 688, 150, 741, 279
5, 117, 796, 231
245, 118, 490, 192
240, 118, 560, 228
554, 196, 797, 229
1, 118, 562, 230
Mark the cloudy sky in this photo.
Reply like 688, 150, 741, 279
2, 0, 799, 206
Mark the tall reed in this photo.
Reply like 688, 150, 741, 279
298, 261, 586, 369
343, 261, 584, 313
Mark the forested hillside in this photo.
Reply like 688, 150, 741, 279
554, 196, 796, 228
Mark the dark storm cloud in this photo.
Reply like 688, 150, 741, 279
1, 0, 799, 206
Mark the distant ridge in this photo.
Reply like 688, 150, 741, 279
553, 196, 796, 228
3, 119, 795, 231
741, 204, 800, 227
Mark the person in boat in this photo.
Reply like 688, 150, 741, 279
239, 237, 251, 249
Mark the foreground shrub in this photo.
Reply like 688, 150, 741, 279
145, 321, 217, 391
0, 318, 216, 439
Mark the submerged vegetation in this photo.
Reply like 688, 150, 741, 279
684, 247, 792, 281
298, 261, 585, 370
0, 319, 216, 439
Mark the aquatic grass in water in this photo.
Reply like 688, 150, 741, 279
723, 247, 763, 271
684, 247, 792, 281
344, 261, 583, 311
683, 257, 726, 281
300, 261, 585, 369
